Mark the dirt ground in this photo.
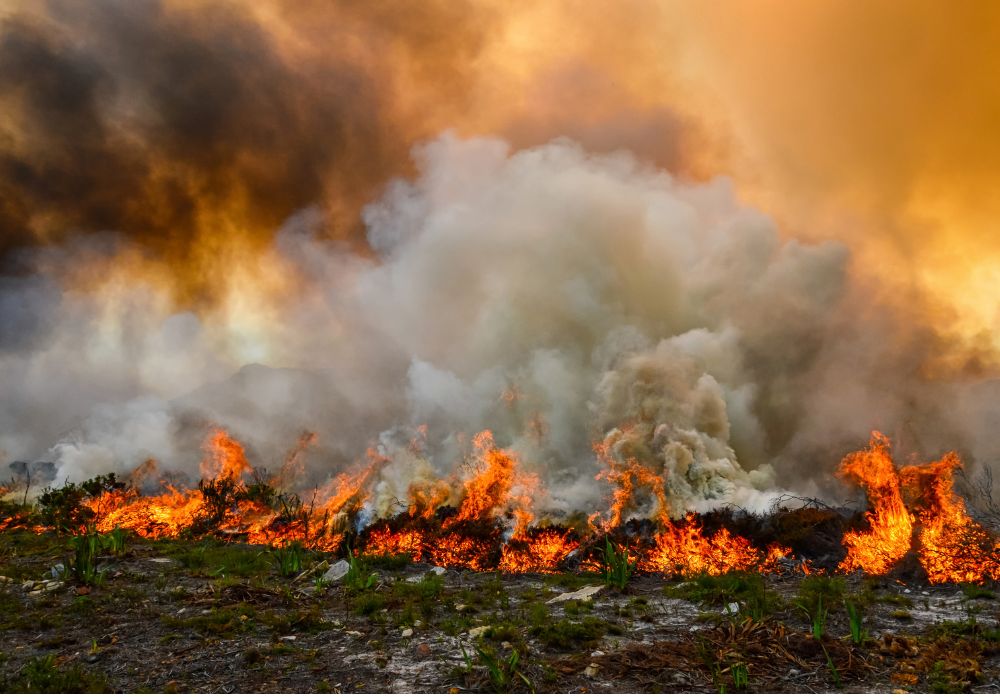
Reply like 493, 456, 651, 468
2, 529, 999, 693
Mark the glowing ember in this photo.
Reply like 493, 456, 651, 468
363, 526, 425, 561
499, 530, 578, 574
640, 514, 790, 577
428, 532, 493, 571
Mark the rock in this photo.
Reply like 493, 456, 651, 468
590, 650, 605, 657
723, 602, 740, 615
455, 604, 467, 611
401, 628, 413, 638
904, 589, 912, 594
28, 589, 42, 596
44, 581, 63, 591
584, 664, 599, 678
49, 564, 65, 579
21, 580, 35, 591
415, 643, 432, 658
280, 635, 296, 641
468, 626, 489, 638
321, 559, 351, 583
548, 585, 604, 604
0, 575, 10, 585
430, 566, 447, 576
148, 558, 174, 564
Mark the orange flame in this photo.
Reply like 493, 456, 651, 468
839, 431, 1000, 582
837, 432, 915, 576
446, 431, 539, 537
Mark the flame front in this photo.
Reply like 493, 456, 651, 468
5, 427, 1000, 582
839, 432, 1000, 583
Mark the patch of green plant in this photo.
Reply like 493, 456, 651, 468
271, 541, 304, 577
795, 576, 845, 611
549, 572, 602, 589
171, 540, 268, 578
64, 528, 105, 586
926, 615, 1000, 642
890, 608, 913, 621
0, 653, 109, 692
532, 615, 621, 650
483, 622, 523, 646
354, 592, 386, 616
563, 599, 594, 616
795, 592, 830, 640
260, 607, 331, 634
345, 551, 378, 592
387, 575, 444, 621
876, 592, 913, 608
101, 527, 127, 556
527, 602, 550, 627
600, 537, 635, 591
462, 643, 533, 693
846, 597, 867, 644
674, 572, 776, 621
731, 661, 749, 691
927, 660, 965, 693
822, 643, 841, 689
162, 603, 255, 636
961, 583, 997, 601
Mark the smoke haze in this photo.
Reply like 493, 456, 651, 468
2, 1, 1000, 521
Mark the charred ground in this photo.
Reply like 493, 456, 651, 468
1, 522, 1000, 693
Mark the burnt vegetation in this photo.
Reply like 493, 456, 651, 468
3, 472, 1000, 692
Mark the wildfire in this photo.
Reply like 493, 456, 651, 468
4, 426, 1000, 583
445, 431, 539, 538
641, 514, 791, 577
837, 432, 915, 576
839, 432, 1000, 583
499, 529, 579, 574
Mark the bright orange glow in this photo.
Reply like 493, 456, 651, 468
641, 514, 791, 577
838, 431, 1000, 583
5, 426, 1000, 582
837, 432, 914, 576
499, 530, 578, 574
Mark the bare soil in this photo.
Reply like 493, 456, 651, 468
1, 530, 999, 693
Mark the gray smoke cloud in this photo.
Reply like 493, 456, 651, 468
2, 134, 998, 521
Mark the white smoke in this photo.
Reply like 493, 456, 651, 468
2, 133, 995, 519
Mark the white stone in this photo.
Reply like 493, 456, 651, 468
321, 560, 351, 583
401, 628, 413, 638
430, 566, 447, 575
724, 602, 740, 615
548, 585, 604, 604
584, 664, 599, 678
468, 626, 489, 638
